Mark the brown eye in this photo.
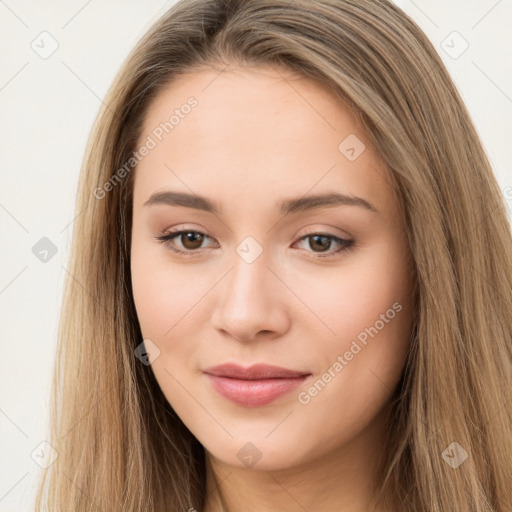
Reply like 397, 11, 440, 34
294, 233, 354, 258
179, 231, 205, 250
155, 230, 214, 256
308, 235, 332, 252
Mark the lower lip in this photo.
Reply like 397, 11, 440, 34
205, 374, 309, 407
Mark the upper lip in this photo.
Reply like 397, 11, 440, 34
203, 363, 311, 380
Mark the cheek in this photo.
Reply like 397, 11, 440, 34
130, 244, 205, 407
130, 235, 208, 340
291, 244, 413, 450
130, 238, 214, 432
299, 242, 412, 394
292, 240, 412, 348
131, 251, 169, 338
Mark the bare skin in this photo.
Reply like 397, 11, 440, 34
130, 63, 414, 511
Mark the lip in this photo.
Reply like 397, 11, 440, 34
203, 363, 312, 407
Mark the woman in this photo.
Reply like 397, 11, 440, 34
35, 0, 512, 510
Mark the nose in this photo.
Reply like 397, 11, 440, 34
210, 249, 291, 342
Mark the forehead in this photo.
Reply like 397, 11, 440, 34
133, 64, 398, 221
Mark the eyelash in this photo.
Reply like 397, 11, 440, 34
154, 229, 355, 259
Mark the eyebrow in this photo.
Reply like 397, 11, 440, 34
143, 190, 378, 215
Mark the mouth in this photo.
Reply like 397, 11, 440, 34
203, 363, 312, 407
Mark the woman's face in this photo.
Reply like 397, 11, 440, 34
130, 64, 414, 471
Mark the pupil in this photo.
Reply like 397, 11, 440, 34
183, 232, 203, 249
310, 235, 330, 252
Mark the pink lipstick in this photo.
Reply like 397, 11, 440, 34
203, 363, 311, 407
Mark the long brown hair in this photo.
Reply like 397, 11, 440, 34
35, 0, 512, 510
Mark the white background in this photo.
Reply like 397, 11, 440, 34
0, 1, 511, 510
